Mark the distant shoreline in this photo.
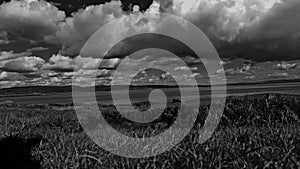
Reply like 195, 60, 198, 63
1, 93, 300, 110
1, 78, 300, 96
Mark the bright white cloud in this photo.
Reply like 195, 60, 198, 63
0, 71, 8, 80
275, 62, 297, 70
174, 66, 195, 71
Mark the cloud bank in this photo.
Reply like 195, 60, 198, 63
1, 0, 300, 88
1, 0, 299, 61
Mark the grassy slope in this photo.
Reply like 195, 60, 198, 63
0, 94, 300, 169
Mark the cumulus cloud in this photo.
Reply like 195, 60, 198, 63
1, 0, 298, 62
46, 1, 124, 56
42, 54, 74, 72
0, 0, 65, 42
156, 0, 300, 61
0, 0, 65, 43
167, 0, 281, 41
0, 56, 45, 73
42, 0, 298, 62
72, 0, 298, 62
47, 1, 211, 60
0, 71, 8, 80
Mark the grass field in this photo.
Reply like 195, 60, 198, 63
0, 94, 300, 169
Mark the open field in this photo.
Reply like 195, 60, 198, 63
2, 81, 300, 105
0, 93, 300, 168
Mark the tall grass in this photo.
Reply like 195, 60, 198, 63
0, 94, 299, 168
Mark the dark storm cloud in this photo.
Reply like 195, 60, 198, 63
236, 0, 300, 61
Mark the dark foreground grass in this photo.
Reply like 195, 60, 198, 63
0, 94, 300, 169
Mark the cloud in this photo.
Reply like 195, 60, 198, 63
1, 0, 300, 88
242, 0, 300, 41
174, 66, 197, 71
0, 56, 45, 73
50, 76, 62, 83
27, 46, 49, 52
0, 51, 32, 62
42, 54, 74, 72
99, 58, 120, 69
41, 0, 299, 62
174, 66, 189, 71
75, 56, 101, 70
1, 0, 289, 61
1, 0, 298, 62
168, 0, 281, 41
183, 72, 201, 79
267, 72, 289, 78
182, 56, 201, 64
46, 1, 124, 56
237, 0, 300, 60
0, 80, 24, 88
0, 0, 65, 43
0, 71, 23, 81
274, 62, 297, 70
71, 69, 112, 78
0, 31, 9, 44
156, 0, 300, 61
0, 71, 8, 80
42, 54, 118, 72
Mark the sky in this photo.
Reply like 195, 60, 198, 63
0, 0, 300, 88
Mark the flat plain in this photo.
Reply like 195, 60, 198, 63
0, 92, 300, 168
